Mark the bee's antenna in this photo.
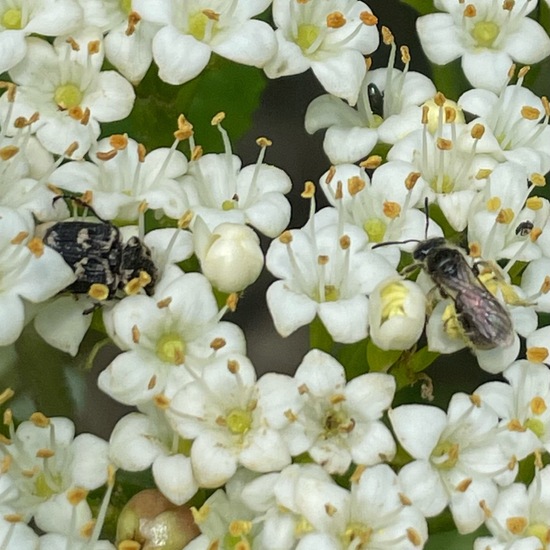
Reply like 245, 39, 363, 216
372, 238, 421, 250
423, 197, 430, 240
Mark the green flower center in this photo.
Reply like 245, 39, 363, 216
156, 332, 186, 364
430, 174, 454, 194
431, 440, 459, 469
526, 523, 550, 546
296, 24, 320, 51
525, 417, 545, 438
363, 218, 386, 243
324, 408, 354, 437
472, 21, 500, 48
342, 522, 372, 548
120, 0, 132, 15
34, 472, 61, 499
2, 8, 22, 29
226, 408, 252, 435
222, 199, 237, 211
188, 11, 208, 41
54, 84, 83, 110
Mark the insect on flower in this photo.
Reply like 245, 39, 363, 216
40, 194, 158, 307
373, 207, 514, 350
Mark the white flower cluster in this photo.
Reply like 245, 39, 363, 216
0, 0, 549, 548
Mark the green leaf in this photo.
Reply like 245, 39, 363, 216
408, 346, 440, 373
338, 338, 369, 379
366, 339, 402, 373
400, 0, 436, 16
309, 316, 334, 354
431, 59, 471, 101
425, 527, 488, 549
100, 56, 267, 153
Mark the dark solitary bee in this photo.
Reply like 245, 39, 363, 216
42, 198, 158, 304
408, 237, 514, 350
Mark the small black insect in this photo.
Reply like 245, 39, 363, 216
43, 197, 157, 304
367, 82, 385, 118
409, 237, 514, 350
373, 207, 514, 350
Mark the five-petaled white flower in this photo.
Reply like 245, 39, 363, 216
417, 0, 550, 93
132, 0, 277, 85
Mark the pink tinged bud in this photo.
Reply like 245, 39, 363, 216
116, 489, 200, 550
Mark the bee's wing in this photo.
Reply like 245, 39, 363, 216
453, 283, 515, 349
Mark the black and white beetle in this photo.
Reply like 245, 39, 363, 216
42, 196, 158, 303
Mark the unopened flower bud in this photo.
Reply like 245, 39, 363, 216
369, 278, 426, 350
117, 489, 199, 550
195, 219, 264, 292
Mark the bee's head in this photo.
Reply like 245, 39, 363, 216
412, 237, 447, 263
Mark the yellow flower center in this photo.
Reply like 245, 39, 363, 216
380, 282, 408, 322
323, 284, 339, 302
296, 24, 320, 51
363, 218, 386, 243
472, 21, 500, 48
156, 332, 186, 364
226, 408, 252, 435
54, 84, 83, 110
342, 522, 372, 548
222, 199, 236, 210
188, 11, 208, 41
2, 8, 22, 29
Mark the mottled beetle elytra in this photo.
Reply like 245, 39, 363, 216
42, 195, 158, 304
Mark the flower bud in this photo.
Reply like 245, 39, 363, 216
116, 489, 199, 550
368, 278, 426, 350
195, 219, 264, 292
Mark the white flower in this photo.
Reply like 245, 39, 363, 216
319, 163, 437, 257
458, 81, 550, 174
369, 277, 426, 350
0, 516, 39, 549
0, 0, 82, 73
182, 126, 292, 238
0, 30, 135, 157
187, 470, 260, 550
474, 467, 550, 550
193, 218, 264, 293
49, 134, 189, 221
78, 0, 158, 84
288, 349, 396, 474
476, 360, 550, 453
305, 35, 436, 163
416, 0, 550, 93
0, 207, 76, 346
98, 271, 246, 406
387, 95, 498, 232
0, 415, 109, 527
266, 207, 398, 343
390, 393, 534, 533
167, 355, 295, 488
0, 102, 67, 219
132, 0, 276, 85
109, 409, 198, 505
265, 0, 380, 105
521, 259, 550, 313
292, 463, 428, 549
467, 164, 549, 262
